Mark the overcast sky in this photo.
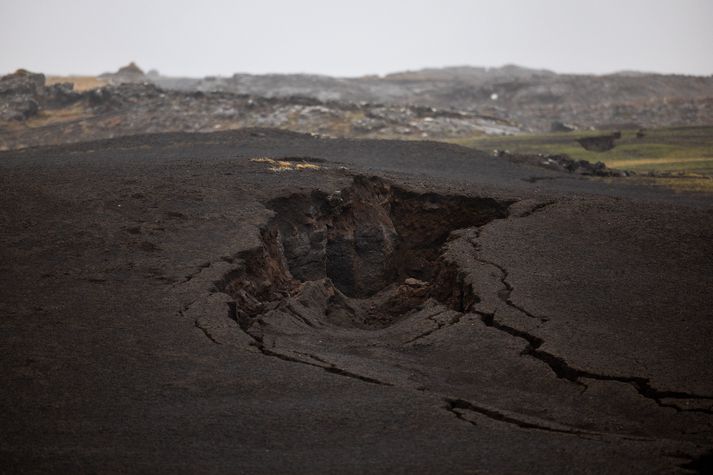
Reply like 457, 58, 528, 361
1, 0, 712, 77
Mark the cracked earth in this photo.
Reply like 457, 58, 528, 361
2, 130, 712, 473
178, 171, 713, 462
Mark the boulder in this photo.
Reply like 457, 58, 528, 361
99, 62, 147, 84
0, 70, 46, 121
44, 82, 81, 106
576, 133, 619, 152
0, 69, 45, 97
497, 150, 628, 177
550, 120, 576, 132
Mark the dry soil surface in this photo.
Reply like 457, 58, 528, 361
1, 129, 712, 473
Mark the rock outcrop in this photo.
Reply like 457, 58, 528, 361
577, 132, 621, 152
0, 69, 80, 121
496, 150, 631, 177
0, 70, 45, 120
99, 62, 147, 84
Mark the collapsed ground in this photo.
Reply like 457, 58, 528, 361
181, 175, 713, 454
222, 176, 509, 330
2, 131, 712, 473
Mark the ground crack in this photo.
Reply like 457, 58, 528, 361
404, 309, 463, 344
467, 230, 713, 412
477, 311, 713, 414
518, 200, 557, 218
444, 398, 655, 441
194, 319, 221, 345
466, 235, 548, 324
242, 330, 392, 386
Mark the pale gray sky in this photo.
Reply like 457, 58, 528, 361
1, 0, 712, 77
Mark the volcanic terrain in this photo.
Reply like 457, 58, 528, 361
1, 129, 712, 473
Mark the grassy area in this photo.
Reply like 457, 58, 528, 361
625, 176, 713, 194
453, 126, 713, 193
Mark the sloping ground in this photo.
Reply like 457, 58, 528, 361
0, 130, 711, 473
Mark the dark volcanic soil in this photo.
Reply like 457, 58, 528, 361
1, 129, 712, 473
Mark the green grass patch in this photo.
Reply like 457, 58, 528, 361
453, 126, 713, 176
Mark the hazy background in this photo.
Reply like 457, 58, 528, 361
1, 0, 712, 77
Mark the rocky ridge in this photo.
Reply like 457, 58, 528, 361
0, 69, 518, 151
155, 65, 713, 132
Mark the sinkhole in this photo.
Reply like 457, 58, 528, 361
220, 176, 512, 330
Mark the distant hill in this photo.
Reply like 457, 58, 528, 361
99, 62, 147, 84
149, 65, 713, 131
4, 64, 712, 146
